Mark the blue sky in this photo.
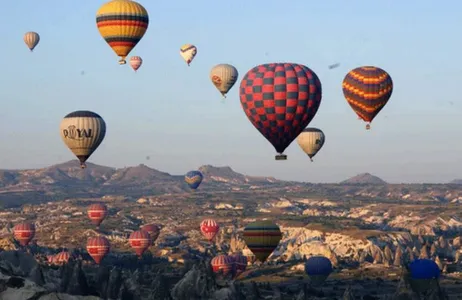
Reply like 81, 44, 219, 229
1, 0, 462, 183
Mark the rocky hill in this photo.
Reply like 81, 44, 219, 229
0, 160, 288, 208
3, 161, 462, 209
340, 173, 387, 185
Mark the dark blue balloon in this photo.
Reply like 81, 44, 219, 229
305, 256, 333, 276
185, 170, 203, 190
409, 259, 440, 279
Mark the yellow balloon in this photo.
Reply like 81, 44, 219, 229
96, 0, 149, 65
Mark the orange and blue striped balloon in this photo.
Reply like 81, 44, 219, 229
242, 220, 282, 262
96, 0, 149, 65
185, 170, 203, 190
342, 66, 393, 129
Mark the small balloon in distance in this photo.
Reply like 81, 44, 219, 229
328, 63, 340, 69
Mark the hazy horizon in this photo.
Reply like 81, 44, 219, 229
0, 158, 460, 185
2, 1, 462, 184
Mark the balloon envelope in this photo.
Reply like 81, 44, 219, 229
210, 64, 238, 97
211, 255, 234, 276
200, 219, 219, 241
242, 220, 282, 262
409, 259, 440, 293
129, 230, 151, 257
185, 170, 203, 190
24, 32, 40, 51
130, 56, 143, 71
60, 111, 106, 169
342, 66, 393, 128
296, 128, 325, 161
55, 251, 71, 264
96, 0, 149, 64
140, 224, 161, 245
305, 256, 333, 286
239, 63, 322, 160
180, 44, 197, 66
13, 223, 36, 246
87, 203, 108, 226
86, 236, 110, 264
229, 253, 248, 277
410, 259, 440, 279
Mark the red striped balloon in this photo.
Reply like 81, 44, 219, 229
86, 236, 110, 264
211, 255, 234, 276
47, 255, 56, 264
55, 251, 71, 264
140, 224, 161, 245
200, 219, 219, 241
87, 203, 108, 226
129, 230, 151, 257
13, 222, 36, 246
230, 253, 248, 276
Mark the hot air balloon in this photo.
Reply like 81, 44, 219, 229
87, 236, 110, 264
47, 255, 56, 264
24, 32, 40, 52
242, 220, 282, 263
13, 223, 36, 247
230, 253, 248, 277
211, 255, 234, 276
140, 224, 161, 245
296, 128, 325, 162
180, 44, 197, 66
342, 66, 393, 130
305, 256, 333, 286
129, 230, 151, 257
409, 259, 440, 294
87, 203, 108, 227
210, 64, 238, 98
239, 63, 322, 160
185, 170, 203, 190
130, 56, 143, 71
96, 0, 149, 65
60, 110, 106, 168
55, 251, 71, 265
200, 219, 219, 242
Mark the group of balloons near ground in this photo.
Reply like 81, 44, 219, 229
19, 0, 440, 294
12, 207, 441, 292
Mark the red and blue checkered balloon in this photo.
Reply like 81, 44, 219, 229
239, 63, 322, 158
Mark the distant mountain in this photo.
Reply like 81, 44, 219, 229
340, 173, 387, 185
450, 179, 462, 184
198, 165, 279, 185
0, 160, 288, 207
3, 161, 462, 209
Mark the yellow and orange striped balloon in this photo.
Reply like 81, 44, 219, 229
96, 0, 149, 65
342, 66, 393, 130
